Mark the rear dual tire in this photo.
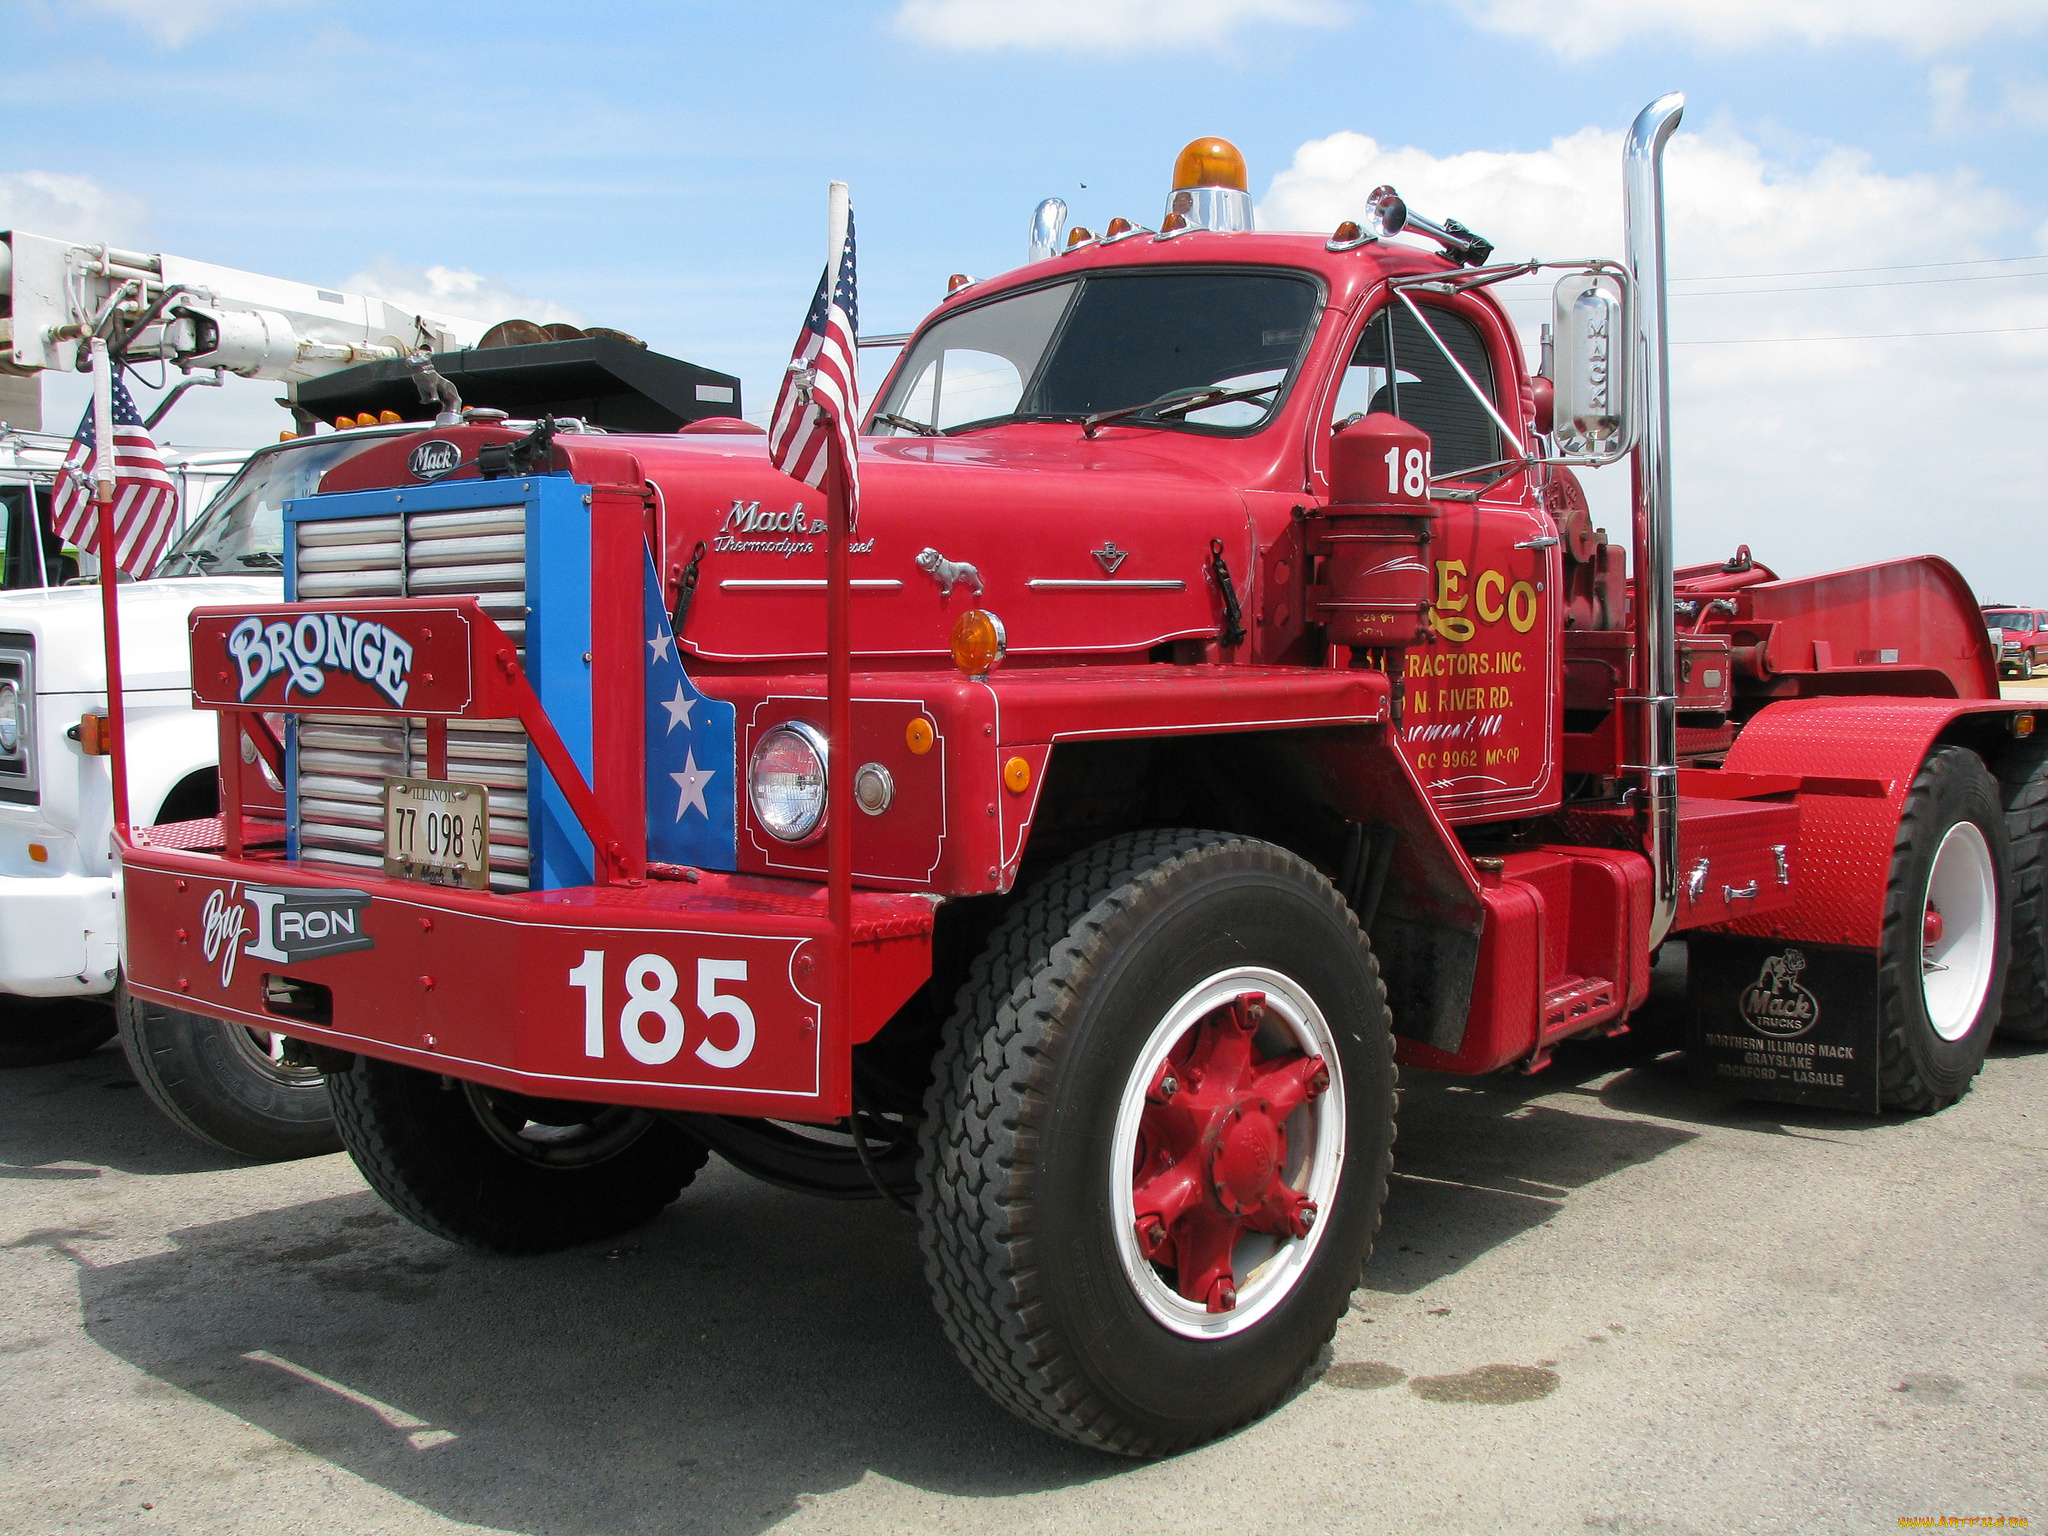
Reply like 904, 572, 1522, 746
1878, 747, 2009, 1111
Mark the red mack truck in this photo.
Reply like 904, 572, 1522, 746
109, 95, 2040, 1455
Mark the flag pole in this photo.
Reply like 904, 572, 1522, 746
88, 338, 133, 843
821, 181, 854, 1111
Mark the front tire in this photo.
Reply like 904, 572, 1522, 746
328, 1056, 709, 1253
1878, 747, 2009, 1111
918, 829, 1397, 1456
118, 991, 339, 1159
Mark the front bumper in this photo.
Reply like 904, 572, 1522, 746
119, 845, 933, 1121
0, 872, 121, 997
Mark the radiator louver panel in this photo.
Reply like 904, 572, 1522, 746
293, 506, 530, 891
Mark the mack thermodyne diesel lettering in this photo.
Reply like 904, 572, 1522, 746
228, 613, 415, 705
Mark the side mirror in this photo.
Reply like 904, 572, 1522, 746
1551, 273, 1631, 460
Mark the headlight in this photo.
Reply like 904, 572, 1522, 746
749, 721, 828, 843
0, 682, 18, 755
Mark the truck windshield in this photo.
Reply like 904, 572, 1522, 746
155, 435, 388, 578
871, 269, 1320, 436
1987, 612, 2034, 630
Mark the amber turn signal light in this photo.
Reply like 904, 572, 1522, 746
378, 409, 404, 424
2012, 712, 2036, 738
1161, 211, 1189, 233
950, 609, 1007, 678
1066, 226, 1095, 248
73, 712, 109, 756
1105, 216, 1134, 238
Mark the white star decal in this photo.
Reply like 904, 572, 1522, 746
659, 682, 696, 733
647, 629, 674, 664
672, 750, 715, 820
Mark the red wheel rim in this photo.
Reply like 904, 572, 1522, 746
1111, 967, 1346, 1338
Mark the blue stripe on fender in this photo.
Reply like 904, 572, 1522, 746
643, 545, 737, 869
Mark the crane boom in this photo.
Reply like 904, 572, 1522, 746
0, 228, 486, 384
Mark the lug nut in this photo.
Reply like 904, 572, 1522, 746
1296, 1201, 1319, 1236
1306, 1059, 1331, 1098
1206, 1279, 1238, 1313
1160, 1074, 1178, 1098
1137, 1216, 1167, 1254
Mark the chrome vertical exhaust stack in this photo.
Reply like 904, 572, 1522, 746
1620, 91, 1684, 947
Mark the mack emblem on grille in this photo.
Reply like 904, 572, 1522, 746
408, 440, 462, 481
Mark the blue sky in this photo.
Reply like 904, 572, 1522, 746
8, 0, 2048, 588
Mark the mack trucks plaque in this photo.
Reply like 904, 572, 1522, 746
1685, 936, 1881, 1112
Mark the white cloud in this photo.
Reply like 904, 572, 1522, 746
339, 259, 583, 328
67, 0, 303, 46
892, 0, 1343, 51
1259, 121, 2048, 599
1446, 0, 2048, 58
0, 170, 150, 246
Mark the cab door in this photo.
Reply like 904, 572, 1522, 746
1322, 296, 1560, 821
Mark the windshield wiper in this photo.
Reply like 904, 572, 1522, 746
158, 549, 219, 575
236, 551, 283, 570
872, 412, 939, 437
1081, 383, 1279, 438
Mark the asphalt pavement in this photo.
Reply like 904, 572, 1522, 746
4, 943, 2043, 1536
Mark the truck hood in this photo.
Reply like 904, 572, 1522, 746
0, 578, 283, 693
663, 430, 1252, 663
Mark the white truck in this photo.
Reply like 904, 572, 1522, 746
0, 227, 488, 1155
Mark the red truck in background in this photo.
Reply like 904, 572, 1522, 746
1982, 603, 2047, 678
106, 95, 2040, 1457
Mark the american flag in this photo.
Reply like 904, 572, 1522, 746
51, 374, 179, 579
768, 185, 860, 513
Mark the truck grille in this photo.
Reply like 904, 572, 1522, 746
293, 506, 529, 891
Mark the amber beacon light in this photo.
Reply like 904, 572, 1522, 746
1164, 137, 1253, 233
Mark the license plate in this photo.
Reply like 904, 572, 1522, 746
382, 777, 490, 889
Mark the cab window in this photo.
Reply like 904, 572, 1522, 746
1331, 304, 1503, 478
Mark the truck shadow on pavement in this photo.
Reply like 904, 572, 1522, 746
63, 1167, 1115, 1536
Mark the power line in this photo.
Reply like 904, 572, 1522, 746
1671, 323, 2048, 345
1501, 266, 2048, 302
1671, 253, 2048, 282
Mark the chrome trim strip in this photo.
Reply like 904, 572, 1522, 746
717, 579, 904, 591
1026, 578, 1187, 590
